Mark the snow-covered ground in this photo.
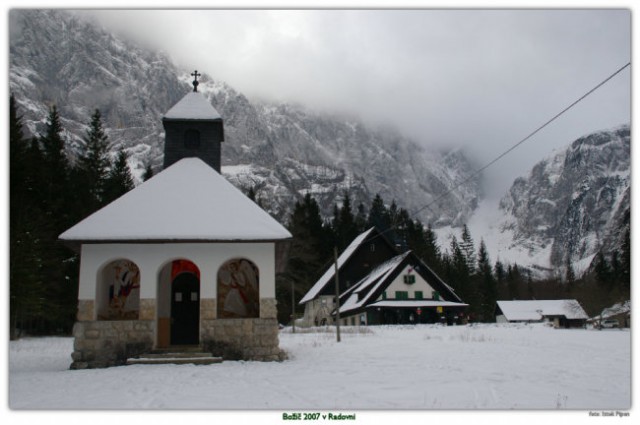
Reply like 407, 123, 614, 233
8, 323, 630, 414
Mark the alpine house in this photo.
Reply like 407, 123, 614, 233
299, 227, 467, 327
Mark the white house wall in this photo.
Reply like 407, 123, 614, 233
382, 265, 436, 299
78, 242, 276, 302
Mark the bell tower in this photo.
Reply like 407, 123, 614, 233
162, 70, 224, 172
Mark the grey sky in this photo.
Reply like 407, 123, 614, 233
79, 9, 631, 198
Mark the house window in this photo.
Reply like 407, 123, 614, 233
403, 275, 416, 284
415, 291, 423, 300
382, 291, 387, 300
395, 291, 409, 300
432, 291, 440, 301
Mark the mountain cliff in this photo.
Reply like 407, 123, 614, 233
497, 125, 630, 273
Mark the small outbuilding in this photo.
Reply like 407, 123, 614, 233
495, 300, 588, 328
589, 300, 630, 328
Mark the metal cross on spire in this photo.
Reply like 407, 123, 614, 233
191, 70, 201, 92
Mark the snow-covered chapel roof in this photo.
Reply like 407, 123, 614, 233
59, 158, 292, 243
163, 92, 221, 121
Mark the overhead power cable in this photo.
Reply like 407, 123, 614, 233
411, 61, 631, 220
372, 61, 631, 243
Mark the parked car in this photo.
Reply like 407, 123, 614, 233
601, 319, 619, 328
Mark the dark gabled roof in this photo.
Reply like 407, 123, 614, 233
299, 227, 396, 304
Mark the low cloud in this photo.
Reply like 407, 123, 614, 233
81, 9, 631, 197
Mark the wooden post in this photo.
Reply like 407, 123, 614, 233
334, 246, 341, 343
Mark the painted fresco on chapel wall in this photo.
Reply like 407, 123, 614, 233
217, 259, 259, 318
99, 260, 141, 320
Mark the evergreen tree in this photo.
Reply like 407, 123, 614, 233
593, 252, 612, 287
104, 148, 135, 203
447, 236, 477, 317
76, 109, 111, 215
38, 104, 79, 334
334, 192, 359, 250
620, 229, 631, 290
38, 105, 71, 226
526, 270, 535, 299
367, 194, 390, 232
9, 95, 26, 184
403, 217, 426, 258
392, 207, 412, 252
564, 255, 576, 293
423, 224, 442, 273
611, 251, 623, 287
477, 239, 497, 321
506, 264, 521, 300
142, 163, 154, 181
494, 259, 506, 299
277, 194, 332, 324
354, 202, 367, 233
459, 224, 476, 274
40, 105, 67, 172
9, 95, 48, 339
245, 185, 265, 208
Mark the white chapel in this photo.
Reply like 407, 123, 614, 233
60, 72, 292, 368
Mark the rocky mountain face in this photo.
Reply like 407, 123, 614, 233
9, 9, 480, 225
498, 125, 630, 272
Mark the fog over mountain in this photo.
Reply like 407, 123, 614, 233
9, 9, 480, 225
9, 9, 631, 272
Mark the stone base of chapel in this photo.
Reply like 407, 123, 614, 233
70, 298, 285, 369
70, 317, 285, 369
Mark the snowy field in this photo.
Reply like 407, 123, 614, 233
8, 323, 631, 417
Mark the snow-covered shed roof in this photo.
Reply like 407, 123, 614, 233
496, 300, 588, 322
59, 158, 292, 243
163, 92, 222, 121
299, 227, 378, 304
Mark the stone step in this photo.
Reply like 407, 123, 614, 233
151, 345, 206, 353
126, 356, 223, 366
141, 351, 214, 359
126, 346, 223, 365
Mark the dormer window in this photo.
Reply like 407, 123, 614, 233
184, 129, 201, 149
